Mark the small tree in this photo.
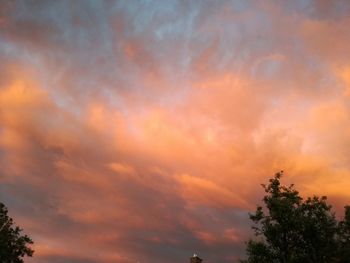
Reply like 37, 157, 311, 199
241, 172, 340, 263
0, 202, 34, 263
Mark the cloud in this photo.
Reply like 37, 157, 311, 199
1, 1, 350, 262
178, 174, 250, 209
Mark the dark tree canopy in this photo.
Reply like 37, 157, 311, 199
241, 171, 350, 263
0, 202, 34, 263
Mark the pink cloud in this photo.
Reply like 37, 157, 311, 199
2, 1, 350, 262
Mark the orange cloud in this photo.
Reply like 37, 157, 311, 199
178, 174, 250, 209
2, 1, 350, 262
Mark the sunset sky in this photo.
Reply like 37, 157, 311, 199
1, 0, 350, 262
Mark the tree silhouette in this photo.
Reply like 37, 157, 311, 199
0, 202, 34, 263
338, 206, 350, 262
241, 171, 350, 263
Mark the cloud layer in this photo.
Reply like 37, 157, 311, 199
1, 1, 350, 262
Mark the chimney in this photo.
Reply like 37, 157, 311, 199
190, 254, 203, 263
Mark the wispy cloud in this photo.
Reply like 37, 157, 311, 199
1, 1, 350, 262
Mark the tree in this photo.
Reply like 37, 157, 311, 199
241, 171, 347, 263
0, 202, 34, 263
338, 206, 350, 262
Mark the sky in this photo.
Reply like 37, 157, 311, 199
1, 0, 350, 262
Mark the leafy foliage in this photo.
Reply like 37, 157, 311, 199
241, 171, 350, 263
0, 202, 34, 263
